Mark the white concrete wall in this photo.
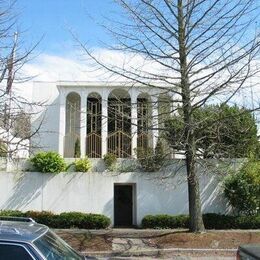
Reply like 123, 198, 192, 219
31, 81, 60, 153
0, 170, 231, 226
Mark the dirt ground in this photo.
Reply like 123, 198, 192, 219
55, 229, 260, 253
153, 230, 260, 249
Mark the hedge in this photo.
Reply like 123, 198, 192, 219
0, 210, 110, 229
142, 213, 260, 229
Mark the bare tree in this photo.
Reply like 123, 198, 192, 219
78, 0, 260, 232
0, 0, 42, 159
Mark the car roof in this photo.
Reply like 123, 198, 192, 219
0, 220, 48, 243
239, 244, 260, 258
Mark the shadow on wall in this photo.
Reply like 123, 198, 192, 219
44, 172, 82, 211
103, 198, 113, 224
2, 172, 55, 211
137, 171, 189, 218
31, 97, 60, 153
200, 175, 231, 214
135, 169, 231, 219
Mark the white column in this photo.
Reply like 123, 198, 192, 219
151, 96, 159, 149
170, 93, 179, 116
131, 91, 138, 158
101, 90, 109, 157
80, 91, 87, 157
58, 91, 66, 157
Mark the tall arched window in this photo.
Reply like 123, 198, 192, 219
86, 93, 102, 158
137, 93, 152, 151
107, 89, 131, 158
64, 92, 81, 158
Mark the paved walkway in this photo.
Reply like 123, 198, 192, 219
83, 236, 236, 259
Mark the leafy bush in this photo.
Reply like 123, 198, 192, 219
0, 139, 7, 157
25, 211, 58, 227
0, 210, 25, 217
0, 210, 111, 229
30, 151, 66, 173
58, 212, 111, 229
136, 139, 166, 172
223, 160, 260, 215
74, 157, 92, 172
142, 214, 260, 229
142, 214, 189, 229
103, 153, 117, 171
203, 213, 260, 229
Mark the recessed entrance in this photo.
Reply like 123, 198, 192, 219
114, 184, 135, 227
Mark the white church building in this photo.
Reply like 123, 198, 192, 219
0, 81, 231, 227
32, 81, 174, 159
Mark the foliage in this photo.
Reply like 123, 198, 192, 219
142, 214, 260, 229
30, 151, 66, 173
0, 139, 7, 157
223, 160, 260, 215
0, 210, 111, 229
142, 214, 189, 229
136, 139, 166, 172
57, 212, 111, 229
74, 157, 92, 172
165, 104, 258, 158
74, 138, 81, 158
203, 213, 260, 229
103, 153, 117, 171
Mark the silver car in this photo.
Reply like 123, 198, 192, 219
0, 217, 87, 260
237, 244, 260, 260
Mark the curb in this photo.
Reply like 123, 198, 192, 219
82, 247, 237, 257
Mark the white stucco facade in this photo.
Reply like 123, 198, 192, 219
0, 169, 230, 226
31, 81, 175, 158
22, 81, 232, 226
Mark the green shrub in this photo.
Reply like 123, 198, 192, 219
74, 157, 92, 172
30, 151, 66, 173
0, 210, 25, 217
103, 153, 117, 171
58, 212, 111, 229
203, 213, 260, 229
142, 214, 260, 229
142, 214, 189, 229
136, 139, 166, 172
0, 210, 111, 229
24, 211, 58, 227
223, 160, 260, 215
0, 139, 7, 157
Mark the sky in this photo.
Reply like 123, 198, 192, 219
12, 0, 125, 97
16, 0, 117, 56
10, 0, 260, 118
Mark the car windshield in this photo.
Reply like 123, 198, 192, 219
33, 230, 84, 260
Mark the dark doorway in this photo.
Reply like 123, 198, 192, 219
114, 184, 134, 227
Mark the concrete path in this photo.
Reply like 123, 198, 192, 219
84, 236, 237, 259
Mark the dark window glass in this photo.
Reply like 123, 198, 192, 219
34, 230, 84, 260
0, 244, 33, 260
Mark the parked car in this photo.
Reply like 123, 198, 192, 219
0, 216, 87, 259
237, 244, 260, 260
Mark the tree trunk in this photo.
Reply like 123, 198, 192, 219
177, 0, 205, 232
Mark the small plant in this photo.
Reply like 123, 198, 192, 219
0, 210, 111, 229
0, 139, 7, 157
30, 151, 66, 173
142, 214, 260, 229
74, 138, 81, 158
103, 153, 117, 171
136, 139, 166, 172
74, 157, 92, 172
223, 159, 260, 215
